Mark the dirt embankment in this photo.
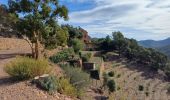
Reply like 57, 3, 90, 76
0, 38, 72, 100
0, 37, 31, 52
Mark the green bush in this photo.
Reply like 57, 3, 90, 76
117, 86, 121, 90
70, 38, 84, 53
35, 75, 58, 93
107, 79, 116, 93
57, 77, 77, 97
4, 56, 51, 80
81, 53, 92, 62
61, 64, 90, 89
138, 85, 144, 91
108, 71, 114, 77
60, 64, 90, 97
50, 48, 75, 63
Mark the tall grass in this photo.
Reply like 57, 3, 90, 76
4, 56, 52, 80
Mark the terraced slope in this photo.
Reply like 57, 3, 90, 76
104, 61, 170, 100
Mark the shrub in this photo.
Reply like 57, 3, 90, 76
4, 56, 51, 80
70, 38, 84, 54
108, 71, 114, 77
35, 75, 58, 93
107, 79, 116, 93
117, 74, 121, 78
61, 64, 90, 89
81, 53, 92, 62
138, 85, 144, 91
102, 72, 109, 88
60, 64, 90, 97
117, 86, 121, 90
50, 48, 75, 63
57, 78, 77, 97
145, 92, 149, 96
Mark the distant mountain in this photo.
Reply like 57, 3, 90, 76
158, 45, 170, 58
138, 38, 170, 58
138, 38, 170, 48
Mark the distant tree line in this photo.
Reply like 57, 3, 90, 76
93, 31, 170, 78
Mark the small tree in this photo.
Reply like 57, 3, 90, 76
71, 38, 84, 54
8, 0, 69, 59
112, 31, 127, 56
107, 79, 116, 93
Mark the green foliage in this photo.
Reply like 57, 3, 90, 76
0, 4, 19, 37
81, 52, 92, 62
57, 78, 77, 97
113, 31, 127, 56
108, 71, 114, 77
44, 26, 68, 49
50, 48, 75, 63
99, 35, 113, 51
107, 79, 116, 93
60, 64, 90, 90
35, 75, 58, 93
70, 38, 84, 53
103, 72, 109, 88
8, 0, 69, 58
117, 86, 121, 90
96, 31, 169, 77
4, 56, 51, 80
62, 24, 83, 39
138, 85, 144, 91
158, 45, 170, 58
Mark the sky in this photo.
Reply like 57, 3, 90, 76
1, 0, 170, 40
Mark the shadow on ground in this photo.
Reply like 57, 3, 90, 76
94, 96, 108, 100
0, 77, 20, 86
0, 53, 31, 60
121, 61, 169, 83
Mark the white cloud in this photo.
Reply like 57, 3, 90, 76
61, 0, 170, 40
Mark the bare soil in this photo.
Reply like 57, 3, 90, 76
0, 38, 72, 100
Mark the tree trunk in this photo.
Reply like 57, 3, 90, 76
31, 43, 36, 58
33, 31, 40, 59
35, 39, 40, 59
22, 35, 35, 58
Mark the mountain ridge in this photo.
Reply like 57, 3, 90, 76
138, 37, 170, 48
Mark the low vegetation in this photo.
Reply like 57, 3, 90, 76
60, 64, 90, 97
80, 52, 92, 62
4, 56, 51, 80
138, 85, 144, 91
108, 71, 115, 77
50, 48, 75, 63
107, 79, 116, 93
70, 38, 84, 54
34, 75, 58, 93
57, 77, 78, 97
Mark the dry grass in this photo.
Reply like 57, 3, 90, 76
4, 56, 52, 80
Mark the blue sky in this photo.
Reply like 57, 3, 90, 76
1, 0, 170, 40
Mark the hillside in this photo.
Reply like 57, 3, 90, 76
158, 45, 170, 58
138, 38, 170, 48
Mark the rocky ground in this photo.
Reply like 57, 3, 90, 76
0, 38, 73, 100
